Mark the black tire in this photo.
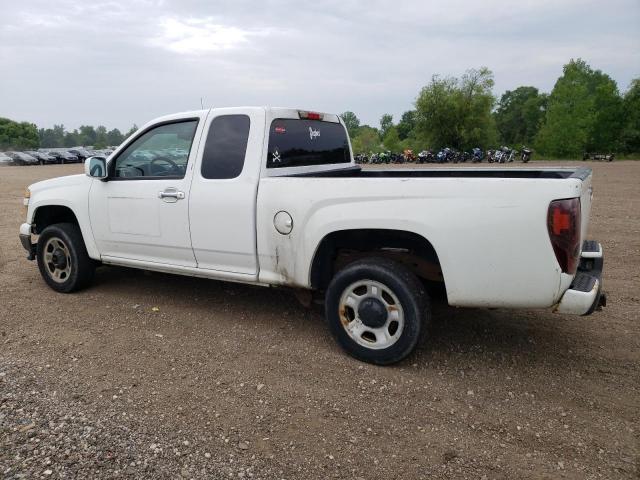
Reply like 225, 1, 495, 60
325, 258, 430, 365
37, 223, 95, 293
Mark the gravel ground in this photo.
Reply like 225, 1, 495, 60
0, 161, 638, 479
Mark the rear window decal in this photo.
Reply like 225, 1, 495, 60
309, 127, 320, 140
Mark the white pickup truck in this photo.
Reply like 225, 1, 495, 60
19, 107, 606, 364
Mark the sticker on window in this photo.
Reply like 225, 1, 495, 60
309, 127, 320, 140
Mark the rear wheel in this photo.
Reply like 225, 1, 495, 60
37, 223, 95, 293
325, 258, 429, 365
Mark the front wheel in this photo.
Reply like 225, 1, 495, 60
325, 258, 429, 365
37, 223, 95, 293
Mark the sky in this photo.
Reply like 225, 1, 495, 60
1, 0, 639, 131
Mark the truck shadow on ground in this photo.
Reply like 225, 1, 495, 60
92, 266, 586, 370
420, 303, 583, 366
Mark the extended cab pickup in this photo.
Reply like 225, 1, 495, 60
19, 107, 606, 364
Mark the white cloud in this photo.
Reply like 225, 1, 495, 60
150, 17, 267, 54
20, 13, 71, 28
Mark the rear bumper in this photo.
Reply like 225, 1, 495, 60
555, 240, 606, 315
19, 223, 36, 261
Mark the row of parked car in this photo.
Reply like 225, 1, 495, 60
0, 147, 116, 166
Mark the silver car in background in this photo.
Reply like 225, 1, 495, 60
0, 152, 14, 165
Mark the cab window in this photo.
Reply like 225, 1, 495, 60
266, 119, 350, 169
201, 115, 250, 179
113, 120, 198, 178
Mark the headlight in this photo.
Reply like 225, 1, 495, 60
23, 188, 31, 209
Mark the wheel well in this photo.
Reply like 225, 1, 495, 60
33, 205, 79, 234
310, 229, 443, 290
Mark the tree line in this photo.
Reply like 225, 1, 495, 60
2, 58, 638, 158
344, 59, 639, 158
0, 120, 138, 150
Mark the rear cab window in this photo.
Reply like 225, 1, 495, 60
267, 119, 351, 169
201, 115, 250, 179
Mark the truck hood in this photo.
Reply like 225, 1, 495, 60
29, 174, 88, 193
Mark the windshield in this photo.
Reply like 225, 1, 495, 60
267, 119, 351, 169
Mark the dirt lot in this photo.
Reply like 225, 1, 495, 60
0, 161, 638, 479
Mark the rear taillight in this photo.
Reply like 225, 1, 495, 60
298, 110, 323, 121
547, 198, 581, 274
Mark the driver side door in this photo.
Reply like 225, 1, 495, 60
88, 116, 204, 267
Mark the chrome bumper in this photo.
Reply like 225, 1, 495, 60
555, 240, 606, 316
19, 223, 36, 261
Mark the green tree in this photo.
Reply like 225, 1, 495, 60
37, 124, 67, 148
64, 129, 79, 147
39, 128, 56, 148
536, 59, 623, 157
383, 126, 401, 151
78, 125, 97, 146
415, 67, 496, 149
379, 114, 393, 140
0, 118, 39, 149
94, 126, 108, 148
106, 128, 124, 146
396, 110, 416, 140
494, 86, 547, 146
619, 78, 640, 153
340, 111, 360, 137
399, 135, 425, 152
351, 125, 381, 153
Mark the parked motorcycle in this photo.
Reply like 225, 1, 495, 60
494, 146, 514, 163
505, 147, 517, 163
379, 151, 391, 164
403, 149, 416, 163
418, 150, 435, 163
521, 147, 532, 163
439, 147, 457, 163
486, 149, 495, 163
391, 152, 404, 164
472, 148, 483, 163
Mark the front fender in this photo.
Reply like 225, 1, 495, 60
27, 178, 99, 260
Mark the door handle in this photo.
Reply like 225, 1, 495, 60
158, 189, 185, 200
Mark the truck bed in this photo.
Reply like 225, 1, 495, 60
257, 165, 594, 309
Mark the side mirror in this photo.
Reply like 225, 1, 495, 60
85, 156, 107, 179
